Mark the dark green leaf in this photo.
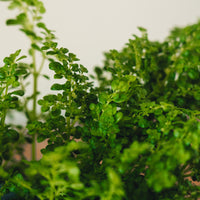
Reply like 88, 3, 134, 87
0, 70, 6, 79
6, 19, 18, 25
51, 108, 61, 117
41, 105, 50, 112
54, 74, 63, 79
31, 43, 41, 51
49, 61, 63, 71
11, 90, 24, 96
7, 129, 19, 141
43, 94, 57, 102
46, 51, 57, 55
51, 83, 64, 91
16, 55, 27, 61
42, 74, 50, 80
15, 69, 27, 75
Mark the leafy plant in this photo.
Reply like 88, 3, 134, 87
0, 0, 200, 199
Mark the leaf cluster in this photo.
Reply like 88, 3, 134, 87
0, 1, 200, 199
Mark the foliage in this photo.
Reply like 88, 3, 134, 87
0, 0, 200, 199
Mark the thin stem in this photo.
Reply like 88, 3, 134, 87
1, 85, 8, 127
38, 53, 46, 74
31, 47, 38, 161
32, 134, 36, 161
19, 0, 38, 161
31, 54, 46, 161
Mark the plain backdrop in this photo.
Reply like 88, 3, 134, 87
0, 0, 200, 125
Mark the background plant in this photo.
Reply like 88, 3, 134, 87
0, 0, 200, 199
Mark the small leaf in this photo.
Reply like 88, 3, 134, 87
99, 92, 108, 104
37, 22, 46, 29
3, 57, 12, 65
112, 93, 128, 103
89, 103, 96, 110
138, 117, 149, 128
71, 64, 79, 72
7, 129, 19, 141
54, 74, 63, 79
43, 94, 57, 102
80, 64, 88, 73
51, 83, 64, 91
11, 90, 24, 96
49, 61, 63, 71
111, 80, 118, 91
41, 105, 50, 112
0, 70, 6, 79
16, 55, 27, 61
42, 74, 50, 80
15, 69, 27, 75
38, 99, 44, 105
115, 112, 123, 123
41, 46, 49, 50
138, 26, 147, 32
6, 19, 18, 25
46, 51, 57, 55
31, 43, 41, 51
51, 108, 61, 117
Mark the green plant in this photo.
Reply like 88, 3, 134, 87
0, 0, 200, 199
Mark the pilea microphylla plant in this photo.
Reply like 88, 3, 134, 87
0, 1, 200, 200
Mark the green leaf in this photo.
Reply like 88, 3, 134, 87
41, 45, 50, 50
115, 112, 123, 123
6, 19, 18, 25
51, 83, 64, 91
188, 69, 199, 80
80, 64, 88, 73
138, 117, 149, 128
0, 70, 6, 79
11, 90, 24, 96
15, 69, 27, 75
16, 13, 26, 24
7, 129, 19, 141
16, 55, 27, 61
46, 51, 57, 55
99, 92, 109, 104
89, 103, 96, 110
49, 61, 63, 71
37, 22, 46, 29
38, 2, 46, 13
31, 43, 41, 51
38, 99, 44, 105
51, 108, 61, 117
41, 105, 50, 112
111, 80, 119, 91
138, 26, 147, 32
54, 74, 63, 79
71, 64, 79, 72
20, 29, 41, 40
194, 91, 200, 100
43, 94, 57, 102
3, 56, 12, 65
112, 93, 128, 103
42, 74, 50, 80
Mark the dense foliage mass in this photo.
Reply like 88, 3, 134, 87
0, 0, 200, 199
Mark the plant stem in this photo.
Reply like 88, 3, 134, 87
1, 85, 8, 127
31, 47, 38, 161
31, 52, 46, 161
32, 134, 36, 161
